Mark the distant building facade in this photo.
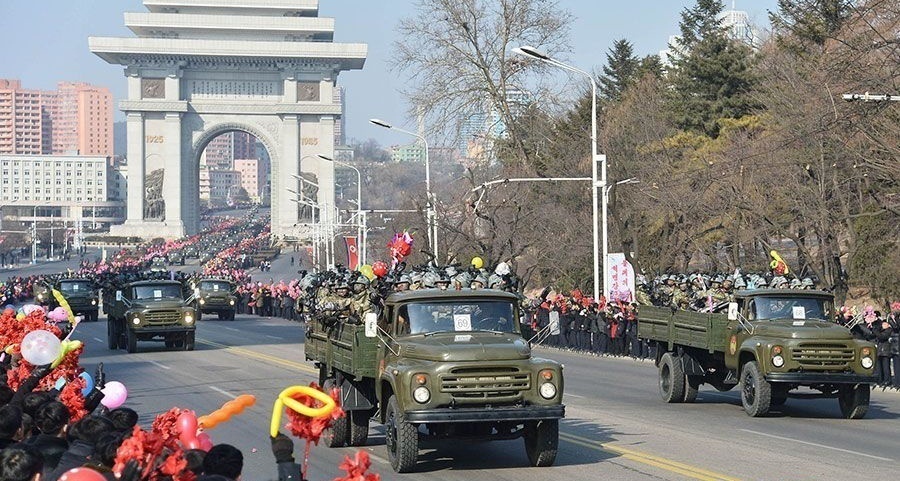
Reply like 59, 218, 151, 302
0, 154, 125, 223
390, 143, 425, 163
234, 157, 268, 202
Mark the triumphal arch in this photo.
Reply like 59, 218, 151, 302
90, 0, 367, 239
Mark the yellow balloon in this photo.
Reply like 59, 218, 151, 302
269, 385, 337, 437
471, 256, 484, 269
359, 265, 375, 280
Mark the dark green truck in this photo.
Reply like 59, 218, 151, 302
34, 278, 100, 322
105, 280, 197, 353
305, 289, 565, 473
194, 278, 237, 321
638, 289, 877, 418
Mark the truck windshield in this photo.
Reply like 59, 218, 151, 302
59, 281, 92, 293
200, 281, 231, 292
132, 285, 183, 300
749, 297, 832, 321
397, 300, 518, 335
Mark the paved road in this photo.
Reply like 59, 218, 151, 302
1, 248, 102, 277
68, 313, 900, 481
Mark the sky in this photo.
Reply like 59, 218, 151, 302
0, 0, 779, 146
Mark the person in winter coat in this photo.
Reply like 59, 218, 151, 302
888, 302, 900, 387
873, 311, 893, 386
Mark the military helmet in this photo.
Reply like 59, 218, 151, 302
352, 276, 370, 287
422, 271, 439, 288
733, 276, 746, 288
801, 277, 814, 287
789, 278, 802, 288
472, 274, 487, 287
398, 274, 411, 284
712, 275, 725, 284
755, 277, 768, 287
488, 274, 504, 289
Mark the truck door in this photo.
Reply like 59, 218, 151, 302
723, 299, 746, 370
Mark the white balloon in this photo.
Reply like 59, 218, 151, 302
20, 330, 62, 366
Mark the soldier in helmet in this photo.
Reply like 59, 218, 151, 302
349, 276, 373, 322
435, 274, 451, 291
801, 277, 815, 290
789, 278, 803, 289
394, 274, 411, 292
671, 279, 692, 310
471, 274, 487, 290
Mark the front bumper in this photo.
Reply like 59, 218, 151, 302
404, 404, 565, 423
131, 325, 196, 335
765, 372, 876, 384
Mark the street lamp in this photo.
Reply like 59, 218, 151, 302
317, 154, 366, 265
513, 45, 606, 300
369, 118, 438, 263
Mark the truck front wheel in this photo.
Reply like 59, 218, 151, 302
838, 384, 869, 419
385, 395, 418, 473
523, 419, 558, 467
107, 320, 119, 350
740, 361, 771, 417
659, 352, 685, 403
126, 329, 138, 354
322, 380, 348, 448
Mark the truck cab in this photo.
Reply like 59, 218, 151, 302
307, 289, 565, 472
106, 280, 197, 353
195, 278, 237, 321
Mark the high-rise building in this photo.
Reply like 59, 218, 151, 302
234, 157, 269, 201
232, 132, 256, 163
201, 133, 233, 170
0, 79, 112, 156
459, 89, 531, 160
0, 79, 46, 155
659, 4, 761, 67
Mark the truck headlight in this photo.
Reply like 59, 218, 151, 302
91, 299, 97, 305
413, 386, 430, 403
772, 355, 785, 368
184, 313, 194, 324
229, 299, 235, 305
37, 294, 43, 300
131, 316, 141, 325
539, 382, 557, 399
199, 298, 205, 305
861, 356, 874, 369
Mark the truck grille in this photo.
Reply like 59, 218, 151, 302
441, 367, 530, 401
791, 343, 854, 368
144, 311, 181, 325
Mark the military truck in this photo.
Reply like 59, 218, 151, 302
105, 280, 197, 353
638, 289, 876, 418
194, 278, 237, 321
33, 279, 100, 322
306, 289, 565, 473
167, 250, 185, 266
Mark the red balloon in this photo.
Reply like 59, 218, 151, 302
177, 411, 198, 442
198, 432, 213, 451
58, 468, 106, 481
372, 261, 388, 278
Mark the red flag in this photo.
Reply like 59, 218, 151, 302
344, 236, 359, 270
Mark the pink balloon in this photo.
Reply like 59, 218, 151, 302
198, 432, 213, 451
100, 381, 127, 409
58, 467, 106, 481
178, 411, 199, 445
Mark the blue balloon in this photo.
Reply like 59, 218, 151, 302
54, 377, 67, 390
79, 372, 94, 395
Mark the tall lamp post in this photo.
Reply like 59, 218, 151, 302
317, 154, 366, 264
512, 45, 606, 300
369, 118, 438, 263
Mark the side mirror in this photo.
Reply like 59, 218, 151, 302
115, 290, 123, 301
364, 312, 378, 338
727, 302, 739, 321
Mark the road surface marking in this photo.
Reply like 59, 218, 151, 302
265, 335, 281, 339
93, 337, 104, 343
223, 327, 240, 332
739, 429, 893, 461
198, 339, 318, 376
210, 386, 237, 399
561, 432, 740, 481
566, 393, 586, 399
148, 360, 171, 370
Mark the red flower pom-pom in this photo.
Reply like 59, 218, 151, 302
335, 450, 381, 481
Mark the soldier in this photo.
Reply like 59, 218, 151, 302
671, 280, 692, 311
394, 274, 411, 292
634, 277, 653, 306
470, 275, 487, 290
349, 276, 373, 323
655, 275, 676, 306
710, 275, 731, 304
801, 278, 815, 290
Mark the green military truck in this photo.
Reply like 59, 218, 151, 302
33, 279, 100, 322
638, 289, 877, 418
105, 280, 197, 353
195, 278, 237, 321
306, 289, 565, 473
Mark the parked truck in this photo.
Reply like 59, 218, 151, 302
105, 280, 197, 353
305, 289, 565, 473
638, 288, 876, 418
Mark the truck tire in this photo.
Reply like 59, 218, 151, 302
771, 386, 788, 406
107, 320, 119, 350
385, 395, 418, 473
88, 311, 98, 322
523, 419, 558, 467
659, 352, 685, 403
740, 361, 771, 417
348, 409, 370, 446
322, 380, 349, 448
838, 384, 869, 419
227, 311, 235, 321
126, 329, 138, 354
683, 375, 700, 403
184, 332, 195, 351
